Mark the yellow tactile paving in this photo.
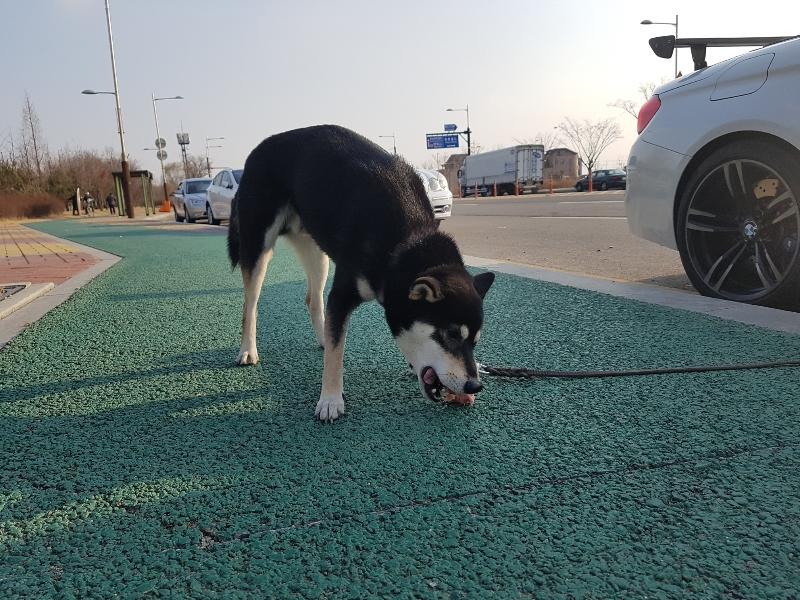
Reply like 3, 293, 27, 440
0, 222, 98, 284
0, 223, 78, 260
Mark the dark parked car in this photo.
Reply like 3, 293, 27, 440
574, 169, 627, 191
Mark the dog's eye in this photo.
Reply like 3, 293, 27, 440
441, 328, 459, 344
446, 328, 462, 341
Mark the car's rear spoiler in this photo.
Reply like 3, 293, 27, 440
649, 35, 798, 71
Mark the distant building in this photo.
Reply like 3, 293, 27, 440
543, 148, 579, 183
441, 153, 467, 197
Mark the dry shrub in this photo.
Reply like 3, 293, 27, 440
0, 191, 65, 220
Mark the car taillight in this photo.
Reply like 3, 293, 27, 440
637, 94, 661, 134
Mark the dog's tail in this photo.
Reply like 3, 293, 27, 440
227, 193, 240, 270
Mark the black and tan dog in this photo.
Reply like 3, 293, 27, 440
228, 125, 494, 421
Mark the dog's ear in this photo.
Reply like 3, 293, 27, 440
409, 276, 444, 303
473, 272, 495, 299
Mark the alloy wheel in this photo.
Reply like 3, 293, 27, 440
683, 158, 800, 302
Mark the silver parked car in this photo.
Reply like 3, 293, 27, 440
172, 178, 211, 223
415, 168, 453, 221
206, 168, 243, 225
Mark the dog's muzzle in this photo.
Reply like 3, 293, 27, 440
421, 366, 478, 406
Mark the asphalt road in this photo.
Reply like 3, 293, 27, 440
441, 190, 694, 291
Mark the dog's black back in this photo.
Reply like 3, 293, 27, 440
229, 125, 436, 278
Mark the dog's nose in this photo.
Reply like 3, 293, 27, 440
463, 379, 483, 394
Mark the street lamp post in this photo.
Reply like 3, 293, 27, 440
378, 134, 397, 155
81, 1, 134, 218
446, 105, 471, 155
205, 136, 225, 177
151, 93, 183, 212
641, 15, 679, 77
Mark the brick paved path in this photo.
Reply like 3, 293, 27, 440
0, 222, 97, 285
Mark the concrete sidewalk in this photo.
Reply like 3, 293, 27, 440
0, 221, 120, 347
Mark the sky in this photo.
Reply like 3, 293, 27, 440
2, 0, 798, 179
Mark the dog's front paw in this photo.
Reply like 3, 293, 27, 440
236, 347, 259, 366
315, 394, 345, 422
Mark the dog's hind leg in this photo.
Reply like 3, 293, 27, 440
286, 232, 329, 347
237, 248, 273, 365
236, 207, 287, 366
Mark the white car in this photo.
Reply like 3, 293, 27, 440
206, 168, 243, 225
626, 36, 800, 310
171, 177, 211, 223
416, 168, 453, 221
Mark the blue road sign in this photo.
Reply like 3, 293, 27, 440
444, 123, 458, 132
426, 133, 459, 149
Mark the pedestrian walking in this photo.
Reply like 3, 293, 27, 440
83, 192, 95, 216
105, 192, 118, 215
71, 194, 79, 216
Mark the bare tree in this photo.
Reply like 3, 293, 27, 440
609, 81, 660, 119
163, 155, 212, 189
535, 130, 561, 153
420, 152, 448, 172
557, 117, 622, 192
513, 130, 561, 152
19, 92, 47, 180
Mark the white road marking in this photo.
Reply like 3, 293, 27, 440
519, 216, 627, 220
559, 200, 625, 205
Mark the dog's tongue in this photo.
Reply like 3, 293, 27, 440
422, 367, 437, 385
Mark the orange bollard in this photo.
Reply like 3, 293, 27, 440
549, 178, 554, 194
515, 181, 519, 196
493, 182, 497, 197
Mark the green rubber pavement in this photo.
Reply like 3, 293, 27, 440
1, 219, 799, 598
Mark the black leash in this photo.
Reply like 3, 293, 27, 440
480, 360, 800, 380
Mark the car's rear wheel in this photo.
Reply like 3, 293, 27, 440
676, 140, 800, 310
207, 203, 219, 225
174, 206, 184, 223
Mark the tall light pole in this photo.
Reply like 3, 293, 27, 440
205, 136, 225, 177
151, 93, 183, 212
641, 15, 679, 77
378, 134, 397, 155
446, 105, 471, 155
81, 1, 134, 218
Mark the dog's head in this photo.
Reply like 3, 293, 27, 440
387, 266, 494, 405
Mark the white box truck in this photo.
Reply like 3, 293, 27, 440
458, 144, 544, 196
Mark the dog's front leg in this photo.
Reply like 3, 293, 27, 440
316, 278, 361, 422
